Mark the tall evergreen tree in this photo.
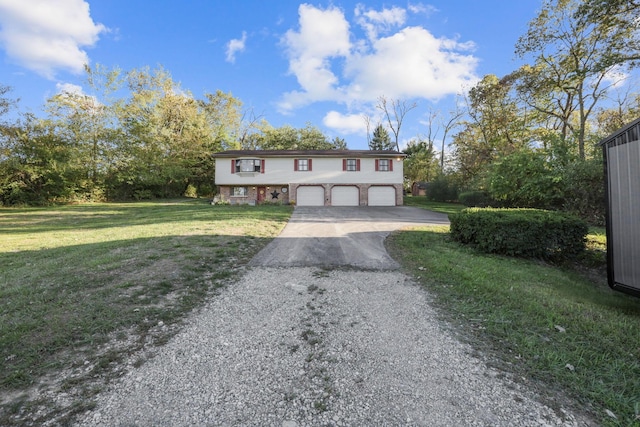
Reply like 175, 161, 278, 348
369, 124, 393, 150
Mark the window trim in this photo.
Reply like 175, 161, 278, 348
233, 158, 264, 174
343, 158, 360, 171
375, 158, 393, 172
294, 158, 313, 171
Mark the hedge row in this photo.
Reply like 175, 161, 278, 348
448, 208, 588, 260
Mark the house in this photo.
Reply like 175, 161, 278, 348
600, 117, 640, 296
213, 150, 406, 206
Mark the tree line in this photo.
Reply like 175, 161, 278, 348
0, 66, 346, 204
397, 0, 639, 224
1, 0, 638, 217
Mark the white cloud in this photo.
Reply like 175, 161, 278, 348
278, 3, 479, 121
407, 3, 438, 16
600, 65, 629, 89
345, 27, 478, 101
0, 0, 107, 78
55, 82, 84, 95
279, 4, 351, 109
322, 111, 368, 135
355, 4, 406, 41
225, 31, 247, 63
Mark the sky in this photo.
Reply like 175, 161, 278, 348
0, 0, 544, 150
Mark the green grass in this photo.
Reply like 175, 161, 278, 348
0, 199, 292, 425
403, 195, 466, 215
388, 225, 640, 426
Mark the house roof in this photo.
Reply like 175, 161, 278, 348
213, 149, 406, 158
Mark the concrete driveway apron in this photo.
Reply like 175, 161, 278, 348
249, 206, 449, 270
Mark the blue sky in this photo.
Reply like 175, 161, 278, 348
0, 0, 543, 150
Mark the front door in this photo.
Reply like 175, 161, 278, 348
257, 186, 266, 203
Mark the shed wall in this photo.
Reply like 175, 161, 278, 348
603, 119, 640, 294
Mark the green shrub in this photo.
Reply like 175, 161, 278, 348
426, 175, 458, 202
458, 190, 494, 207
449, 208, 588, 260
486, 149, 563, 209
561, 158, 605, 225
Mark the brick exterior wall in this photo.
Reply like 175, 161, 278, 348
218, 185, 291, 205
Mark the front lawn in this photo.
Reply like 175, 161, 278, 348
403, 195, 466, 215
0, 200, 292, 425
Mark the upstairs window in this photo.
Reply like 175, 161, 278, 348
294, 158, 312, 171
232, 159, 264, 174
343, 158, 360, 171
375, 159, 393, 171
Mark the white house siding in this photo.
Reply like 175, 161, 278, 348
214, 153, 404, 206
215, 157, 403, 186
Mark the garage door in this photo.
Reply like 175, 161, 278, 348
331, 186, 359, 206
368, 186, 396, 206
297, 186, 325, 206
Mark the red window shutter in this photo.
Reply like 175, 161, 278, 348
389, 159, 393, 171
342, 159, 347, 171
375, 159, 379, 171
356, 159, 361, 171
231, 159, 235, 174
294, 159, 298, 171
308, 159, 312, 171
261, 159, 265, 174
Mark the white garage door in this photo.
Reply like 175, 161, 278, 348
297, 186, 325, 206
331, 186, 359, 206
368, 186, 396, 206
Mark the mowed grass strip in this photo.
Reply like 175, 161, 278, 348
0, 200, 292, 424
388, 225, 640, 426
403, 195, 466, 215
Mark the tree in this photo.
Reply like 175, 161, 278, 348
451, 74, 532, 186
111, 66, 221, 198
298, 123, 330, 150
596, 86, 640, 136
515, 0, 634, 160
0, 84, 18, 163
376, 96, 417, 152
331, 136, 347, 149
0, 84, 16, 119
200, 90, 243, 149
0, 114, 80, 205
257, 124, 301, 150
486, 148, 563, 209
246, 123, 341, 151
44, 89, 117, 197
439, 108, 464, 171
576, 0, 640, 69
403, 139, 439, 185
369, 124, 393, 150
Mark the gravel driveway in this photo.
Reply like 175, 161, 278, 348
76, 207, 590, 426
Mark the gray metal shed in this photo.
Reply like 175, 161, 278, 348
601, 117, 640, 296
